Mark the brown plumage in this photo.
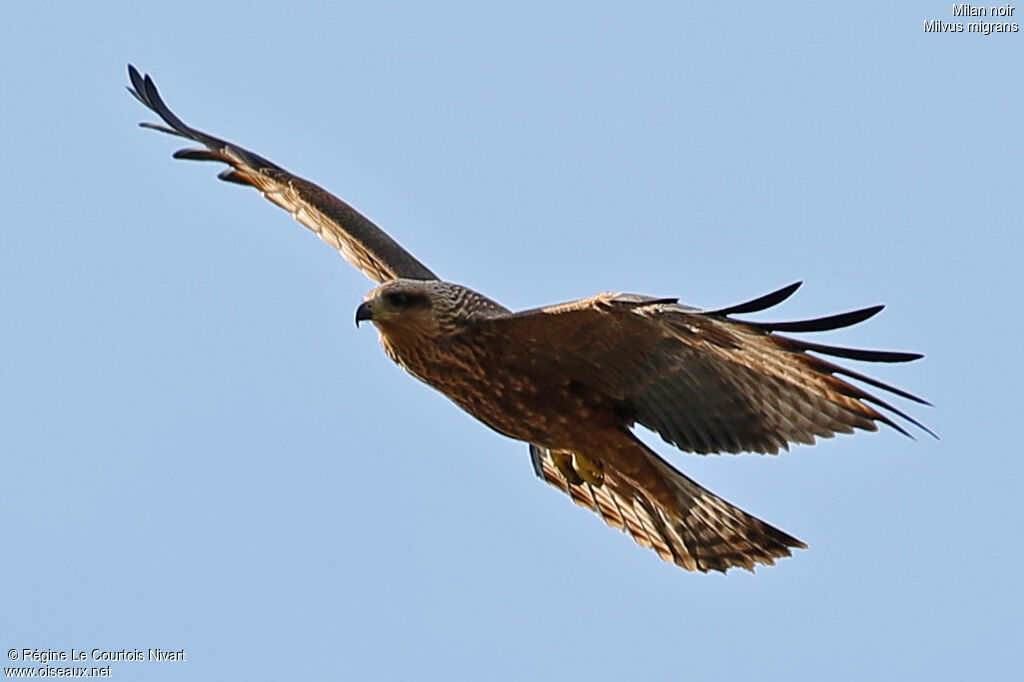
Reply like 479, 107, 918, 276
129, 66, 931, 573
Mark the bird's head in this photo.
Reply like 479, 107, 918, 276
356, 279, 502, 338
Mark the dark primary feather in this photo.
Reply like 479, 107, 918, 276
705, 281, 803, 316
127, 65, 437, 284
741, 305, 884, 333
775, 337, 923, 364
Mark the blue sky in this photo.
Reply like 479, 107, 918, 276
3, 2, 1021, 680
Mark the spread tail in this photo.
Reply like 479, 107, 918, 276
530, 439, 805, 572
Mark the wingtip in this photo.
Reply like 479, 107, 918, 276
127, 64, 148, 99
893, 351, 925, 363
915, 420, 940, 441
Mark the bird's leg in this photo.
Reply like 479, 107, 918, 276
571, 452, 605, 487
550, 449, 606, 487
551, 450, 584, 485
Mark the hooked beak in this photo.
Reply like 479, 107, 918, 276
355, 301, 374, 327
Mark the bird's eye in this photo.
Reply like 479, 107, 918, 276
385, 292, 411, 308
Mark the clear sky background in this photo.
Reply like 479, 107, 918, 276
3, 2, 1021, 680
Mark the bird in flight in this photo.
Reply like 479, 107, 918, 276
127, 65, 931, 573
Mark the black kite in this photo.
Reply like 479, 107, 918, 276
128, 66, 931, 572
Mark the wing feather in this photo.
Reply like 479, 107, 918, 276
127, 65, 437, 284
738, 304, 884, 333
704, 281, 803, 316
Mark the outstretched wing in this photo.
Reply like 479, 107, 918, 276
127, 65, 437, 284
487, 283, 932, 455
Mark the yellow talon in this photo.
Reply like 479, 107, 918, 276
552, 450, 584, 485
572, 452, 605, 487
